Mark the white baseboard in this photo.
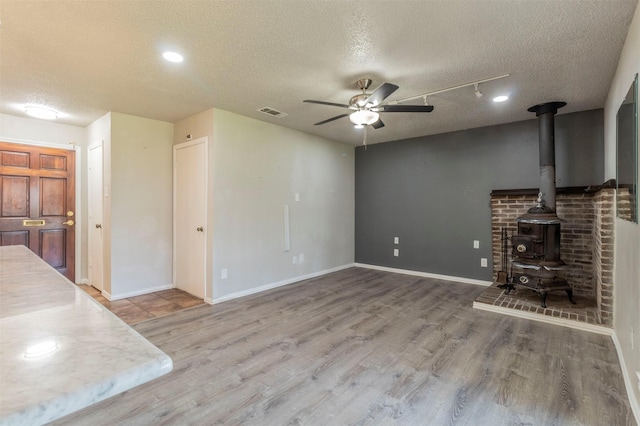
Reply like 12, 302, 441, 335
106, 284, 174, 301
76, 278, 89, 285
212, 263, 355, 304
354, 263, 493, 287
612, 332, 640, 424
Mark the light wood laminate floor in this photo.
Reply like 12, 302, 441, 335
57, 268, 635, 425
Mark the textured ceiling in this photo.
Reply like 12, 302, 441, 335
0, 0, 637, 145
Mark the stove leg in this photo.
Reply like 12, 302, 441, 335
539, 291, 548, 308
566, 289, 576, 305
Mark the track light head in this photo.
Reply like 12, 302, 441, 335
474, 83, 483, 99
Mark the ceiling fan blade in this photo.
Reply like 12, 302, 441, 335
304, 100, 351, 109
378, 105, 434, 113
314, 114, 349, 125
366, 83, 399, 106
371, 119, 385, 129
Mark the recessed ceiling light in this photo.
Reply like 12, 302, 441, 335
493, 95, 509, 103
24, 106, 58, 120
162, 51, 184, 63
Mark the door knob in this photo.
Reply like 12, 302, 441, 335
95, 224, 102, 229
62, 219, 75, 226
196, 227, 204, 232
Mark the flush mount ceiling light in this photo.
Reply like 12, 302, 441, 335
162, 51, 184, 63
493, 95, 509, 103
24, 106, 58, 120
349, 109, 380, 126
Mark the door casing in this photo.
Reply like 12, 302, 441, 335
88, 142, 104, 291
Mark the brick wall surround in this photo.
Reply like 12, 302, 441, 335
490, 186, 615, 326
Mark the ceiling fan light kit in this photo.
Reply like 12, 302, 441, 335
349, 109, 380, 126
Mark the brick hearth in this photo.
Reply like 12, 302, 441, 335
476, 182, 615, 327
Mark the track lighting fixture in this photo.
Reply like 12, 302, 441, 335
474, 83, 483, 99
393, 73, 510, 105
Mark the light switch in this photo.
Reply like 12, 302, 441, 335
473, 240, 480, 249
394, 237, 399, 244
394, 249, 399, 257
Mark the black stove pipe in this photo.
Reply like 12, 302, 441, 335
527, 101, 566, 211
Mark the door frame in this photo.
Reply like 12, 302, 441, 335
0, 137, 82, 283
173, 137, 209, 301
87, 141, 104, 291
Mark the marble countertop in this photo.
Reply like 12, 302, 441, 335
0, 246, 173, 425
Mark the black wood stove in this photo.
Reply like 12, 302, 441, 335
503, 102, 576, 308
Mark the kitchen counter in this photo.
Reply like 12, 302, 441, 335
0, 245, 173, 425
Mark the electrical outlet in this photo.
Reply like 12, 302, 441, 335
473, 240, 480, 249
221, 268, 228, 279
481, 258, 488, 267
295, 193, 300, 202
292, 256, 297, 264
394, 237, 399, 244
299, 253, 304, 263
393, 249, 399, 257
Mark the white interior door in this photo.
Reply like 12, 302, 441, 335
174, 138, 207, 299
88, 143, 104, 291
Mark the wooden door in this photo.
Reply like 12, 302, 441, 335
0, 142, 76, 281
174, 138, 207, 299
88, 143, 104, 291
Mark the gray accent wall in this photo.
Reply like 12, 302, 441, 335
355, 109, 604, 281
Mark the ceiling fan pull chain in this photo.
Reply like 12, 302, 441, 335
363, 126, 367, 150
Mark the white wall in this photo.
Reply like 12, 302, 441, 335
604, 4, 640, 415
211, 109, 354, 299
109, 112, 174, 297
175, 108, 355, 301
0, 113, 87, 282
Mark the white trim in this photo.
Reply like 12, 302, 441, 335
105, 284, 174, 301
0, 136, 77, 151
76, 278, 89, 285
87, 141, 104, 292
354, 263, 493, 287
0, 138, 83, 283
173, 137, 208, 300
472, 301, 614, 335
612, 332, 640, 424
212, 264, 354, 304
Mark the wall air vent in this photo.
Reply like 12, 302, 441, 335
257, 107, 288, 118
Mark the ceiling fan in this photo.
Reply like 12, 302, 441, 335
303, 78, 434, 130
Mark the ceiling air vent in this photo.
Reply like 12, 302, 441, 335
257, 107, 288, 118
